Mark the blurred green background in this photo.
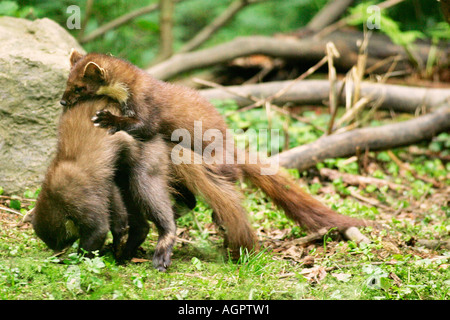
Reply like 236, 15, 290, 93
1, 0, 446, 68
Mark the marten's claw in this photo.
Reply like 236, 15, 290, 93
92, 110, 119, 134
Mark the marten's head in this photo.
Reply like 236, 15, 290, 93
60, 49, 129, 108
32, 190, 80, 253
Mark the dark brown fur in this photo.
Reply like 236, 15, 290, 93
33, 97, 254, 269
33, 98, 188, 271
60, 50, 368, 260
32, 99, 133, 257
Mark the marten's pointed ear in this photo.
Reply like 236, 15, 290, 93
83, 61, 106, 81
69, 48, 84, 67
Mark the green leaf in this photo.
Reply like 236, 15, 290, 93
427, 22, 450, 41
132, 276, 143, 289
377, 151, 391, 162
191, 257, 203, 271
9, 197, 21, 210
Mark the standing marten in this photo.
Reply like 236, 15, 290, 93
33, 97, 256, 270
60, 49, 368, 236
33, 97, 194, 271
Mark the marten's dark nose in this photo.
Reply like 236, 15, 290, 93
60, 100, 67, 106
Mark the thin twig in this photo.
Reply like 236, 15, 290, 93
291, 228, 330, 246
77, 0, 94, 41
193, 78, 325, 131
326, 42, 340, 135
79, 0, 186, 43
240, 55, 329, 112
179, 0, 267, 53
0, 204, 23, 216
387, 150, 443, 188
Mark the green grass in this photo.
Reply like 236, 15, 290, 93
1, 209, 448, 300
1, 108, 449, 300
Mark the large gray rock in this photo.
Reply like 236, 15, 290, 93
0, 17, 84, 195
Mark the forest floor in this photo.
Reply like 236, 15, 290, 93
0, 107, 448, 301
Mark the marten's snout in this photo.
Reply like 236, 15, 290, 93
60, 100, 67, 106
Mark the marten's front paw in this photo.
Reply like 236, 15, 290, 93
92, 110, 120, 134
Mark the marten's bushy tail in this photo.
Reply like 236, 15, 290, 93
240, 163, 367, 232
170, 148, 257, 253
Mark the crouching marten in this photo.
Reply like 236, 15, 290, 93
32, 98, 132, 258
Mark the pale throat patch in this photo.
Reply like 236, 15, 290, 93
96, 82, 129, 105
65, 219, 79, 238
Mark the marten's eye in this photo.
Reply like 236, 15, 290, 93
74, 87, 84, 93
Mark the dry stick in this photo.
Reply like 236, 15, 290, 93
387, 150, 443, 188
333, 34, 401, 133
355, 54, 401, 129
77, 0, 94, 41
269, 105, 326, 132
319, 167, 406, 190
336, 31, 371, 130
0, 195, 37, 203
349, 190, 391, 210
244, 58, 284, 85
292, 228, 329, 246
353, 32, 371, 111
179, 0, 263, 53
193, 78, 325, 131
240, 55, 329, 112
291, 226, 370, 246
365, 55, 402, 75
282, 108, 291, 151
199, 80, 450, 113
328, 78, 346, 135
334, 97, 370, 130
79, 0, 186, 43
0, 204, 23, 216
153, 0, 175, 64
275, 106, 450, 172
326, 42, 340, 135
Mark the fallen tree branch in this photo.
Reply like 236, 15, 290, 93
273, 106, 450, 172
147, 30, 448, 80
179, 0, 264, 53
199, 79, 450, 113
305, 0, 355, 33
416, 239, 450, 250
148, 35, 312, 79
